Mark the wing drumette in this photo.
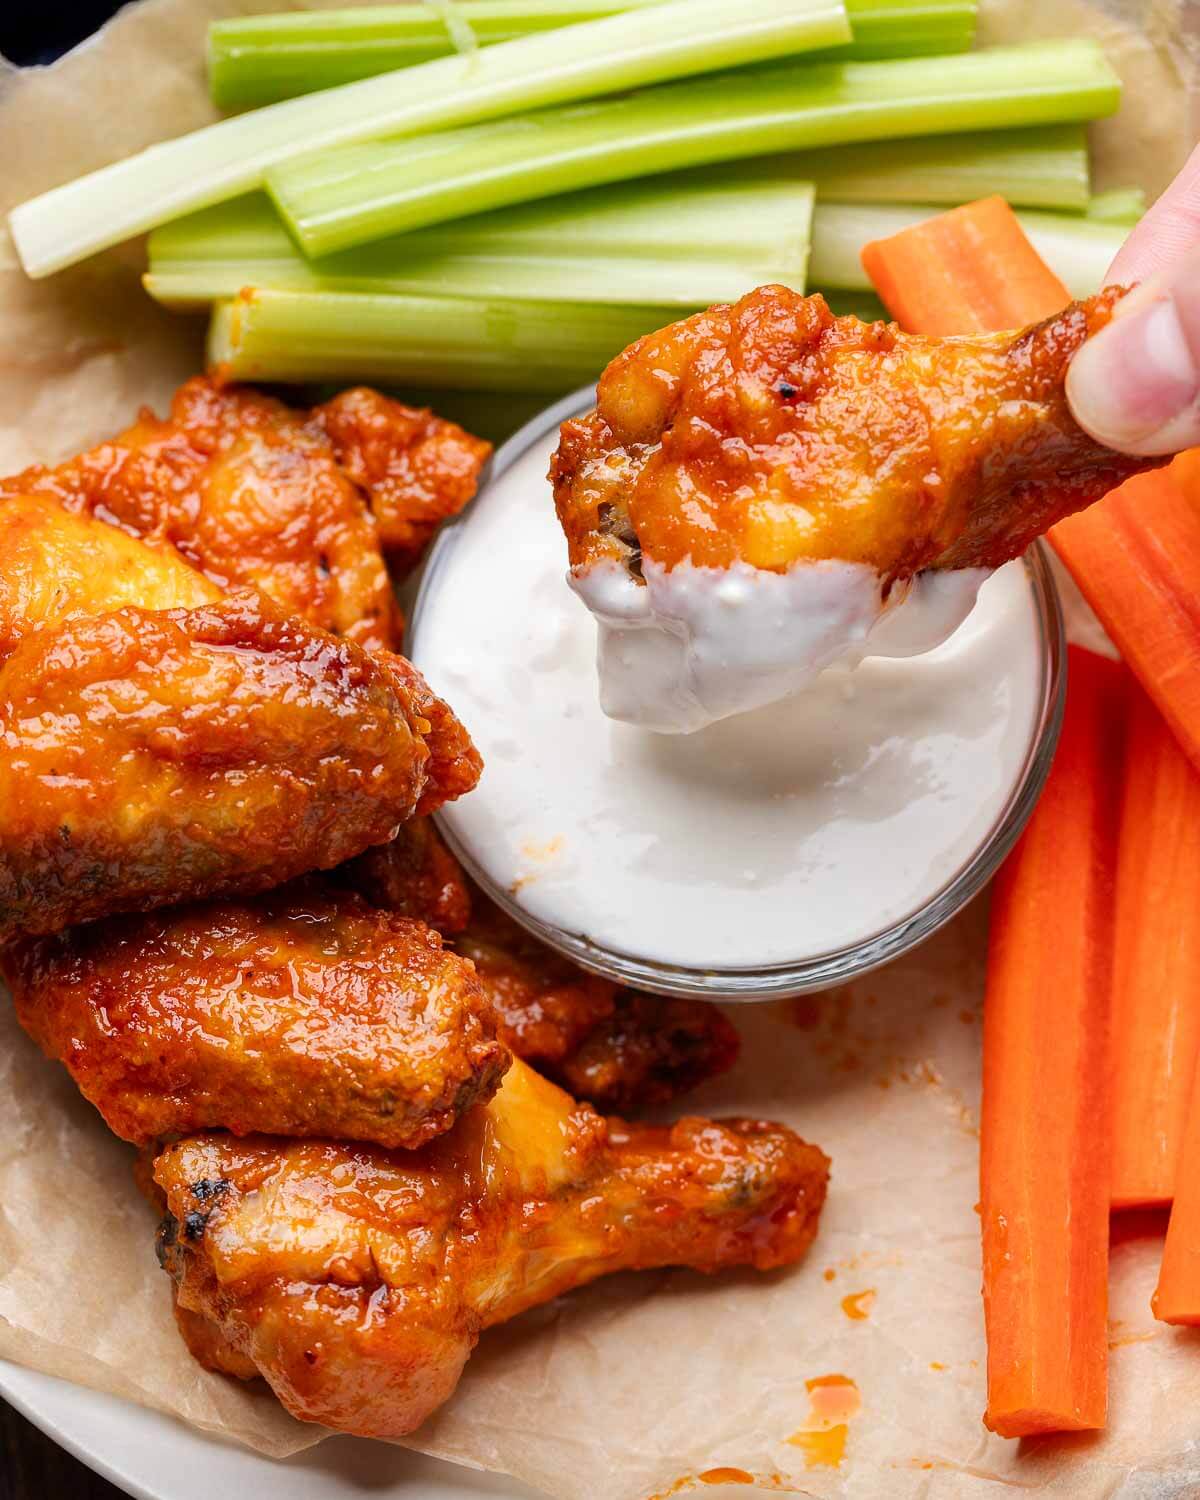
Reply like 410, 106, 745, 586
4, 883, 508, 1149
154, 1059, 829, 1439
551, 285, 1161, 729
0, 495, 479, 938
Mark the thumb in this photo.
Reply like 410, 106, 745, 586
1067, 254, 1200, 456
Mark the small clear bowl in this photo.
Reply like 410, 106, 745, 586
410, 389, 1066, 1002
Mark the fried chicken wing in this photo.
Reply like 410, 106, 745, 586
550, 286, 1164, 729
311, 386, 492, 573
154, 1059, 828, 1439
0, 585, 475, 939
4, 884, 508, 1148
2, 376, 403, 652
553, 286, 1154, 581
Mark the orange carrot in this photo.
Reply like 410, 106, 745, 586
1050, 460, 1200, 774
859, 195, 1069, 334
1110, 679, 1200, 1210
980, 645, 1128, 1437
864, 207, 1123, 1437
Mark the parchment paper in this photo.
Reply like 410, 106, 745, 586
0, 4, 1197, 1495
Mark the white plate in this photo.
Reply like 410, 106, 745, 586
0, 1360, 543, 1500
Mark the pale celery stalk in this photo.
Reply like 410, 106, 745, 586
796, 124, 1090, 210
1086, 187, 1145, 224
266, 41, 1122, 257
809, 201, 1128, 296
145, 174, 814, 309
209, 0, 974, 107
9, 0, 847, 279
207, 288, 677, 390
208, 2, 664, 108
841, 0, 974, 57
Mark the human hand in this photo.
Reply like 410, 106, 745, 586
1067, 142, 1200, 456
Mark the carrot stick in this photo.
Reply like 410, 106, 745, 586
980, 645, 1127, 1437
1050, 459, 1200, 774
859, 195, 1069, 334
1110, 679, 1200, 1210
865, 206, 1122, 1437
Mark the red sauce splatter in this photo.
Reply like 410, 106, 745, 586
823, 1268, 836, 1282
786, 1426, 847, 1468
806, 1374, 862, 1422
699, 1469, 754, 1485
841, 1288, 876, 1320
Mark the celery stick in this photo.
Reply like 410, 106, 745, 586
208, 2, 664, 108
266, 41, 1122, 257
1086, 187, 1145, 224
810, 201, 1127, 296
146, 174, 813, 309
208, 0, 972, 107
208, 288, 679, 390
10, 0, 847, 279
795, 124, 1090, 210
841, 0, 974, 58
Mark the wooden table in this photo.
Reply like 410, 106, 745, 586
0, 1400, 124, 1499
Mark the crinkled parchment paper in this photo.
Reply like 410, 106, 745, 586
0, 4, 1197, 1495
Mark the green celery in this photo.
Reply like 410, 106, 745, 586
208, 0, 973, 107
10, 0, 847, 279
146, 173, 813, 310
795, 124, 1089, 210
266, 41, 1121, 257
1085, 187, 1145, 224
208, 288, 681, 390
809, 201, 1127, 296
208, 3, 664, 108
842, 0, 974, 57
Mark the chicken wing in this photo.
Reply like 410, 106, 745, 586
0, 591, 477, 939
1, 377, 400, 651
154, 1058, 829, 1439
0, 495, 479, 938
551, 285, 1163, 729
552, 285, 1155, 581
4, 883, 508, 1148
2, 377, 490, 652
310, 386, 492, 573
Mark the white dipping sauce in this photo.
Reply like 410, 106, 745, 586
415, 428, 1043, 970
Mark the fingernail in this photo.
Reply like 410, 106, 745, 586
1067, 294, 1200, 455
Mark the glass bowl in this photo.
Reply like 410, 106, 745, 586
410, 388, 1067, 1001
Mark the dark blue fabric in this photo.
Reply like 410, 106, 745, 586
1, 3, 125, 65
